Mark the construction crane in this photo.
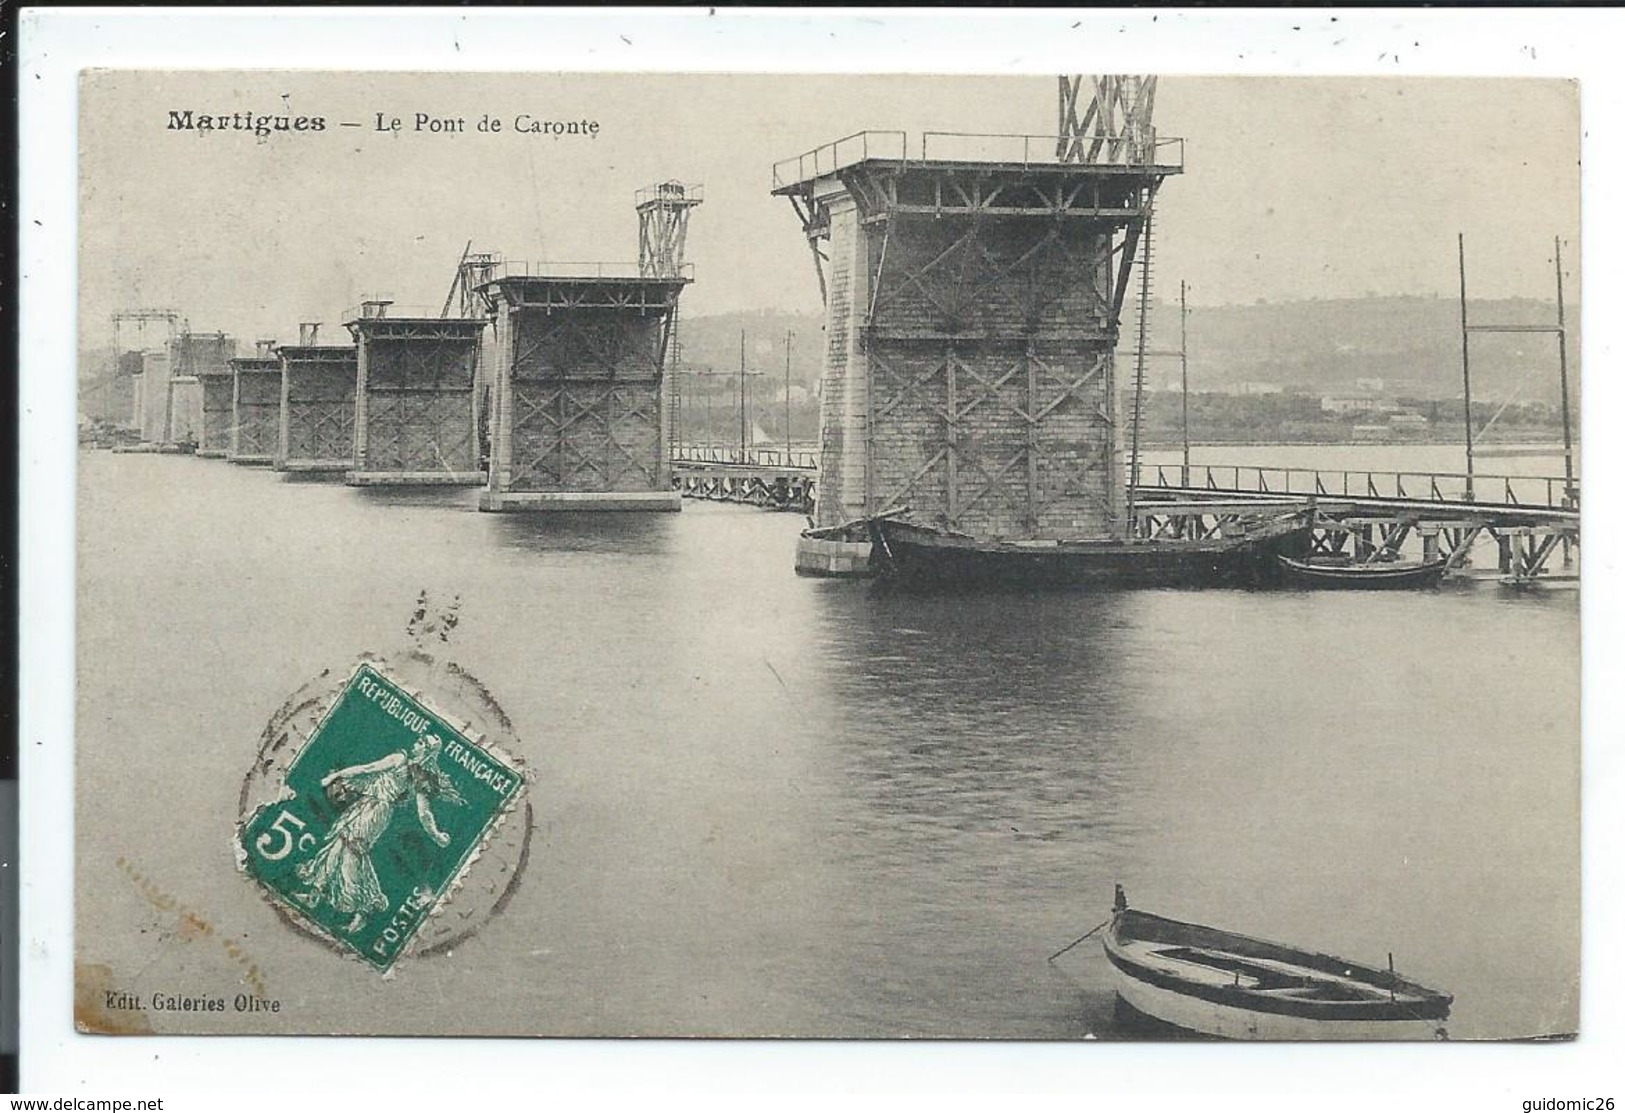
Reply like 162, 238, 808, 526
109, 309, 182, 428
440, 241, 502, 319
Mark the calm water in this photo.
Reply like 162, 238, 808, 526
76, 449, 1579, 1039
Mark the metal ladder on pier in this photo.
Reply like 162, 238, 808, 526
1125, 204, 1155, 535
667, 297, 683, 445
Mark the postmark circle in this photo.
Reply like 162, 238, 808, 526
236, 650, 533, 969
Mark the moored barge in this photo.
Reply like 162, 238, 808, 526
868, 506, 1315, 590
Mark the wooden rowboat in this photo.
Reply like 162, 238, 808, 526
1101, 890, 1451, 1040
1276, 554, 1448, 590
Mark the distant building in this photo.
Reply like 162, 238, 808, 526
1388, 411, 1430, 436
1352, 424, 1393, 443
1232, 381, 1284, 396
1321, 392, 1392, 415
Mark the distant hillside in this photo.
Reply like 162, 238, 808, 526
673, 310, 826, 387
1123, 295, 1578, 404
79, 296, 1579, 427
673, 297, 1578, 405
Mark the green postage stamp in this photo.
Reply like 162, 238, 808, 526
238, 663, 524, 971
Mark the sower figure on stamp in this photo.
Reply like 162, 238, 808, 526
295, 733, 465, 934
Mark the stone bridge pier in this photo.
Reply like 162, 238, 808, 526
773, 134, 1178, 573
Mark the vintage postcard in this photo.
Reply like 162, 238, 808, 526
74, 68, 1579, 1040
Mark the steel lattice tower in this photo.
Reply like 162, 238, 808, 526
636, 182, 703, 280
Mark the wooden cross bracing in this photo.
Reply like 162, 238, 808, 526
502, 304, 667, 492
511, 312, 663, 382
367, 337, 477, 391
855, 191, 1124, 536
365, 393, 476, 472
508, 382, 660, 491
866, 216, 1116, 338
848, 165, 1155, 222
868, 344, 1115, 534
484, 278, 681, 498
355, 325, 483, 473
285, 401, 355, 460
282, 355, 357, 462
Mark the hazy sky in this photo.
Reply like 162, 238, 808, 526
79, 71, 1579, 349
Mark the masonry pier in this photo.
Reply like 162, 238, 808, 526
130, 349, 172, 445
276, 323, 357, 473
345, 302, 487, 486
773, 127, 1180, 574
477, 269, 687, 512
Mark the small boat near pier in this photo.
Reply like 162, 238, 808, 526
1098, 888, 1452, 1040
1276, 554, 1449, 590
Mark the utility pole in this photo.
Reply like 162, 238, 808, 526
678, 365, 723, 456
785, 330, 794, 464
1554, 236, 1575, 507
1180, 280, 1190, 487
739, 330, 748, 463
1459, 234, 1573, 509
704, 379, 714, 454
1457, 233, 1476, 502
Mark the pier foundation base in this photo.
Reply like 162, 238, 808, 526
794, 536, 873, 578
478, 490, 681, 513
346, 470, 485, 487
276, 459, 351, 474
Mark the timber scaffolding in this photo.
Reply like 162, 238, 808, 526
276, 322, 357, 473
1132, 467, 1579, 586
669, 452, 1581, 585
771, 129, 1183, 573
344, 300, 489, 486
477, 262, 692, 512
228, 341, 282, 465
672, 446, 818, 513
169, 331, 233, 454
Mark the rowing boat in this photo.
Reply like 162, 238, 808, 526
1276, 554, 1448, 590
1100, 890, 1451, 1040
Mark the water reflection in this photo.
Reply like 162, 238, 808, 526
484, 511, 678, 557
813, 590, 1143, 840
791, 586, 1156, 1036
350, 486, 482, 510
276, 471, 349, 486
